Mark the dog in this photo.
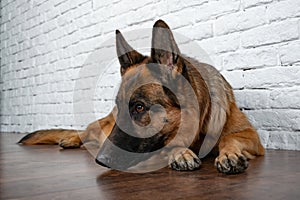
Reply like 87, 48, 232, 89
19, 20, 265, 174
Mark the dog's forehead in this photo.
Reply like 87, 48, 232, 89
123, 64, 155, 87
117, 65, 164, 101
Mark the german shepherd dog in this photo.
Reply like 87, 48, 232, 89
19, 20, 264, 174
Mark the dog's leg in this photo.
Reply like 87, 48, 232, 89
81, 109, 116, 149
19, 107, 116, 149
18, 129, 84, 148
168, 147, 201, 171
165, 109, 203, 171
215, 130, 264, 174
215, 104, 265, 174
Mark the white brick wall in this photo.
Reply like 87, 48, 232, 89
1, 0, 299, 150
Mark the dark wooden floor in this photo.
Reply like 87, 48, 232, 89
1, 133, 299, 200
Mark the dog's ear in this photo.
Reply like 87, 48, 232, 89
116, 30, 145, 75
151, 20, 184, 75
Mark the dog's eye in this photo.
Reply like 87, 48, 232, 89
135, 103, 145, 113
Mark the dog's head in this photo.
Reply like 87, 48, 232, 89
95, 20, 200, 170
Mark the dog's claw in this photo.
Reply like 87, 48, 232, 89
169, 148, 201, 171
215, 153, 248, 174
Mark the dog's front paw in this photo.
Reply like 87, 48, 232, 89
215, 152, 248, 174
169, 148, 201, 171
58, 138, 81, 149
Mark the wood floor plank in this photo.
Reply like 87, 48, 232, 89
1, 133, 299, 200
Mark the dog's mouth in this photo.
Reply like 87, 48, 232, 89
95, 141, 157, 171
95, 150, 140, 170
95, 123, 166, 170
95, 149, 150, 170
95, 140, 140, 170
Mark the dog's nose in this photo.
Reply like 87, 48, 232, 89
95, 155, 111, 168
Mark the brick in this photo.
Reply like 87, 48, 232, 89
279, 41, 300, 65
73, 1, 92, 19
222, 47, 278, 70
178, 39, 222, 68
165, 0, 207, 13
268, 131, 287, 149
198, 32, 240, 55
162, 8, 196, 29
121, 0, 153, 11
45, 6, 60, 20
207, 55, 223, 71
242, 0, 272, 9
102, 17, 127, 34
28, 25, 44, 39
241, 20, 299, 48
94, 101, 115, 116
37, 0, 53, 13
286, 132, 299, 150
155, 0, 169, 17
194, 0, 240, 22
243, 65, 300, 88
53, 0, 68, 7
246, 109, 300, 131
221, 70, 245, 89
267, 0, 300, 22
270, 86, 300, 109
215, 6, 267, 36
234, 89, 270, 109
80, 23, 102, 40
92, 0, 112, 10
268, 131, 299, 150
176, 23, 213, 41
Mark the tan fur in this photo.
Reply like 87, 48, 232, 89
18, 129, 82, 146
19, 108, 116, 149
